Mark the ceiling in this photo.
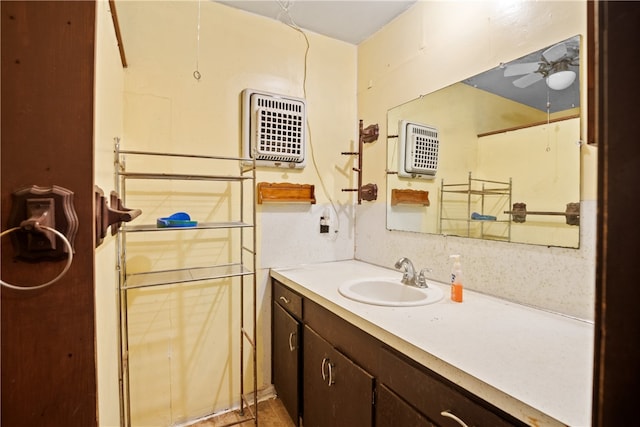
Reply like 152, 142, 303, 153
215, 0, 417, 45
462, 35, 580, 113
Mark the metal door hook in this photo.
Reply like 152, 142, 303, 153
94, 186, 142, 247
341, 120, 379, 204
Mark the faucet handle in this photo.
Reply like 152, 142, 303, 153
417, 268, 433, 288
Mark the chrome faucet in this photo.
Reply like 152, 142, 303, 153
395, 257, 415, 285
395, 257, 430, 288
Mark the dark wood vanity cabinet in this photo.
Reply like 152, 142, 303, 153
272, 283, 303, 425
272, 279, 526, 427
303, 325, 374, 427
272, 302, 301, 424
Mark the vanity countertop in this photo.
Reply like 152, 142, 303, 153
271, 259, 593, 427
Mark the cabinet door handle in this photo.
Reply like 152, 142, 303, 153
321, 357, 335, 387
288, 332, 296, 352
279, 296, 290, 304
440, 410, 469, 427
321, 357, 328, 381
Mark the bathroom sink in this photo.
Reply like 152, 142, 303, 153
338, 277, 444, 307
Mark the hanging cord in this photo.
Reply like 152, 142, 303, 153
276, 1, 340, 240
545, 91, 551, 152
193, 0, 202, 81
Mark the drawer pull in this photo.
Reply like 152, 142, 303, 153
288, 332, 296, 352
321, 357, 335, 386
440, 410, 469, 427
279, 296, 290, 304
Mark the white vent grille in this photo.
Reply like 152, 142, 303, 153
398, 120, 439, 178
242, 89, 306, 168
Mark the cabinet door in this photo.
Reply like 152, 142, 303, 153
376, 384, 437, 427
273, 302, 301, 425
303, 325, 374, 427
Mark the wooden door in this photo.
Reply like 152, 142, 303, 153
593, 1, 640, 425
1, 1, 97, 426
303, 325, 374, 427
273, 301, 301, 425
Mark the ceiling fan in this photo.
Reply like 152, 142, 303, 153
504, 41, 579, 91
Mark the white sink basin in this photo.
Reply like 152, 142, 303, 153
338, 277, 444, 307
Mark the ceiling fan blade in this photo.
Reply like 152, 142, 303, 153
512, 72, 543, 88
542, 43, 567, 62
504, 62, 541, 77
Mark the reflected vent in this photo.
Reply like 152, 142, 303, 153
242, 89, 306, 168
398, 120, 439, 179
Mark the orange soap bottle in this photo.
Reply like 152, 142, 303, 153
449, 254, 463, 303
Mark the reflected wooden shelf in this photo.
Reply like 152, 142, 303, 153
391, 188, 430, 206
257, 182, 316, 204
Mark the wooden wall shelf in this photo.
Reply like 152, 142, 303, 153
257, 182, 316, 204
391, 189, 430, 206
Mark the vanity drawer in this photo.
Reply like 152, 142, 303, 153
273, 280, 303, 320
378, 346, 523, 427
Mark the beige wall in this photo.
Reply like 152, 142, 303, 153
356, 1, 596, 320
114, 1, 357, 424
477, 118, 581, 246
94, 1, 125, 426
119, 1, 356, 202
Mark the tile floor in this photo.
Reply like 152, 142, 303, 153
191, 397, 296, 427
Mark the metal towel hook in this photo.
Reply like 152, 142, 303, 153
341, 119, 379, 204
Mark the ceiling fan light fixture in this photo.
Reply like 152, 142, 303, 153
546, 70, 576, 90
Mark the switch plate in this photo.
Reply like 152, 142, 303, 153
320, 216, 329, 233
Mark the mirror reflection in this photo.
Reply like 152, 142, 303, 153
386, 35, 581, 248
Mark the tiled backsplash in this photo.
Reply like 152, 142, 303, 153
258, 200, 595, 320
259, 203, 355, 269
355, 200, 596, 321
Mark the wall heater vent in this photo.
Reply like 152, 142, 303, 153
398, 120, 439, 179
242, 89, 306, 168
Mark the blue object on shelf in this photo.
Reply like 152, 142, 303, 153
157, 212, 198, 228
471, 212, 497, 221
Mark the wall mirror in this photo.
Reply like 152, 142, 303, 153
386, 35, 582, 248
